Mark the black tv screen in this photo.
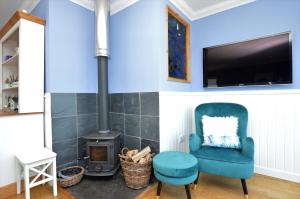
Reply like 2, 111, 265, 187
203, 32, 292, 87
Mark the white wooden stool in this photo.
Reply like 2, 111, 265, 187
15, 148, 57, 199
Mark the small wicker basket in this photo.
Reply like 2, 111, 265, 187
57, 166, 84, 187
120, 158, 152, 189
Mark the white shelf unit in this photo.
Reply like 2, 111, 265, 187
0, 12, 45, 113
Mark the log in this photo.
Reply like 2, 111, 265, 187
138, 158, 146, 164
118, 154, 126, 159
145, 154, 152, 162
132, 146, 151, 163
126, 149, 138, 159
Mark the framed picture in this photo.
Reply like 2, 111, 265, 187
167, 6, 191, 82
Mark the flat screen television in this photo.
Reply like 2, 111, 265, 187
203, 32, 292, 87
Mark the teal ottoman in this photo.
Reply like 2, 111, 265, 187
153, 151, 198, 199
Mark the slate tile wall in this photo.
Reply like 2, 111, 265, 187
110, 92, 160, 154
51, 93, 98, 170
51, 92, 160, 169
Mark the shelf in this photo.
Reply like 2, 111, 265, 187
2, 85, 18, 91
0, 111, 43, 117
2, 53, 18, 66
1, 11, 45, 113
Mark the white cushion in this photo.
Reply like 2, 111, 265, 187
202, 115, 241, 148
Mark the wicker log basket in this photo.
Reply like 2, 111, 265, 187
120, 147, 153, 189
57, 166, 84, 187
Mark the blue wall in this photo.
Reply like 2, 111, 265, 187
108, 0, 193, 93
32, 0, 300, 93
191, 0, 300, 91
110, 0, 300, 92
33, 0, 97, 93
109, 0, 162, 93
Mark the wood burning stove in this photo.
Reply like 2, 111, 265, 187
81, 0, 120, 177
83, 131, 120, 176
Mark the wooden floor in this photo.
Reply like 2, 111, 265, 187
5, 185, 75, 199
137, 173, 300, 199
5, 174, 300, 199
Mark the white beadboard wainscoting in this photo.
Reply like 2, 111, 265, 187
159, 90, 300, 183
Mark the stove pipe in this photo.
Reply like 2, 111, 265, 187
95, 0, 110, 133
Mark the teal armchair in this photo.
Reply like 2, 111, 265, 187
190, 103, 254, 198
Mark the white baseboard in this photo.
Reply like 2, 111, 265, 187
255, 166, 300, 183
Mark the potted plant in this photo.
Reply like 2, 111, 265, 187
4, 75, 18, 88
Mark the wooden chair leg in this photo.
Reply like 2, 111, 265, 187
156, 181, 162, 199
241, 179, 248, 198
185, 185, 192, 199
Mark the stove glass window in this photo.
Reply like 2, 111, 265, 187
90, 146, 108, 161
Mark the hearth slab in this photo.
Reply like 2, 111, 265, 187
84, 163, 120, 177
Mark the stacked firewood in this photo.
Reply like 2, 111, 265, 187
119, 146, 154, 164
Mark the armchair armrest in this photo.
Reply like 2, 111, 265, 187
189, 133, 202, 152
241, 137, 254, 160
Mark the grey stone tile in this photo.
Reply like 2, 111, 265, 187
53, 139, 77, 167
77, 137, 86, 159
108, 94, 111, 113
120, 134, 124, 149
110, 93, 124, 113
124, 93, 140, 114
68, 173, 145, 199
77, 93, 97, 114
125, 115, 140, 137
57, 161, 78, 171
52, 116, 77, 143
51, 93, 76, 117
77, 137, 87, 167
124, 135, 141, 150
141, 139, 160, 154
110, 113, 124, 133
96, 114, 99, 129
141, 116, 159, 141
96, 94, 99, 113
141, 92, 159, 116
78, 114, 98, 137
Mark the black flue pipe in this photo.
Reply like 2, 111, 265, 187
98, 56, 109, 133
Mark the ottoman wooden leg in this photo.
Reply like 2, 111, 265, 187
185, 185, 192, 199
193, 173, 199, 190
157, 181, 162, 199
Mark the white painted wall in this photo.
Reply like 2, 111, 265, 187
0, 114, 44, 187
159, 90, 300, 183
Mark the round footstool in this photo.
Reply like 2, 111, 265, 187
153, 151, 198, 199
